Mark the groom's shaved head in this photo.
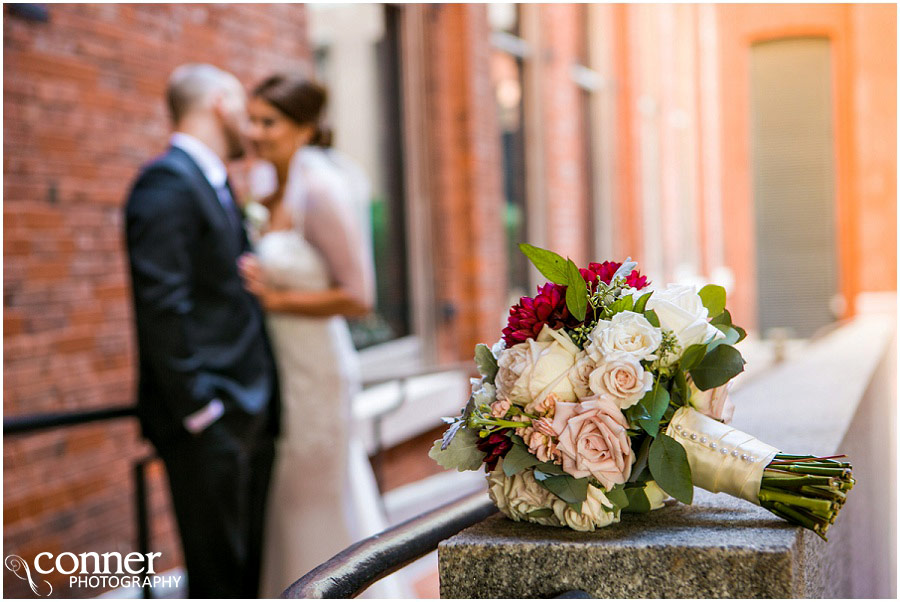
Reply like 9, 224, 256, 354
166, 63, 244, 124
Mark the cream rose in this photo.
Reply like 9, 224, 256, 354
586, 311, 662, 362
495, 325, 579, 406
486, 461, 565, 527
551, 398, 634, 489
554, 484, 620, 531
588, 352, 653, 409
568, 352, 596, 400
645, 284, 724, 358
688, 378, 735, 424
643, 480, 668, 510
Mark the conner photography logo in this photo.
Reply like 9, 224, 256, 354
4, 551, 180, 596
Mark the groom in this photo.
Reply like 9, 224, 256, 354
124, 64, 280, 598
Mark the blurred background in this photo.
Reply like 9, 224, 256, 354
4, 3, 896, 598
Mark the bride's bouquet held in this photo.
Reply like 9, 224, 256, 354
431, 244, 854, 539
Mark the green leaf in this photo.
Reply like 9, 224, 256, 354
698, 284, 726, 318
708, 326, 740, 351
502, 442, 541, 476
644, 309, 660, 328
533, 471, 589, 506
648, 433, 693, 504
429, 426, 485, 472
634, 291, 653, 313
673, 369, 689, 408
625, 402, 652, 425
519, 243, 569, 284
564, 259, 588, 321
637, 385, 669, 437
607, 294, 635, 316
628, 436, 653, 482
623, 486, 652, 513
710, 308, 732, 327
474, 344, 498, 384
526, 508, 554, 519
604, 484, 629, 511
533, 461, 567, 476
689, 344, 745, 390
679, 343, 707, 372
734, 325, 748, 343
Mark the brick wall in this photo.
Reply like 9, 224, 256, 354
3, 5, 311, 597
424, 4, 508, 362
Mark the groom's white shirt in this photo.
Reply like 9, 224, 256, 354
169, 132, 227, 435
170, 132, 228, 188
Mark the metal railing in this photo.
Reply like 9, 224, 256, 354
4, 405, 157, 599
282, 490, 497, 598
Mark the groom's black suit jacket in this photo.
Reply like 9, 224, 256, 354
125, 146, 280, 446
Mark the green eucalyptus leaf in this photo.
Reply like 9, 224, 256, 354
565, 259, 588, 321
533, 471, 589, 506
429, 426, 485, 472
634, 291, 653, 313
474, 343, 499, 384
734, 325, 748, 343
648, 433, 693, 504
680, 343, 707, 372
628, 436, 653, 482
534, 461, 567, 476
707, 327, 740, 351
502, 442, 541, 476
644, 309, 660, 328
689, 344, 745, 390
519, 243, 569, 284
604, 484, 629, 511
710, 308, 733, 327
699, 284, 726, 318
673, 369, 689, 407
637, 384, 669, 437
623, 486, 652, 513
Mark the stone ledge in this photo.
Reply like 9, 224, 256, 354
439, 488, 826, 598
438, 314, 895, 598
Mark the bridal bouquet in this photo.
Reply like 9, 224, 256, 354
431, 245, 854, 539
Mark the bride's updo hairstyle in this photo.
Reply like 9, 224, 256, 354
252, 74, 333, 148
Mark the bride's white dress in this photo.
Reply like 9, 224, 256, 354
254, 149, 394, 598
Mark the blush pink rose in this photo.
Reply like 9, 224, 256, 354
551, 398, 634, 489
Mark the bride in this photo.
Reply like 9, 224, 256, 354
238, 75, 391, 598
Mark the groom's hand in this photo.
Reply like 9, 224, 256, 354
238, 253, 266, 297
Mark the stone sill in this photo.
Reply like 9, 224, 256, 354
439, 313, 896, 598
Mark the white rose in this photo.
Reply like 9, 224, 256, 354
588, 352, 653, 409
645, 284, 724, 357
495, 325, 579, 405
585, 311, 662, 362
688, 378, 735, 424
568, 352, 596, 399
486, 462, 565, 527
554, 484, 620, 532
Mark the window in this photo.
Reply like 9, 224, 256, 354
308, 4, 411, 349
750, 37, 838, 337
489, 4, 530, 302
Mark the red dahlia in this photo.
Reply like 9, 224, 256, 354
501, 282, 572, 346
580, 261, 649, 291
476, 430, 513, 472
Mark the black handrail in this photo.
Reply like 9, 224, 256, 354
4, 406, 154, 598
4, 405, 136, 436
283, 490, 497, 599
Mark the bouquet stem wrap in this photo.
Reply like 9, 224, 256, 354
665, 407, 779, 504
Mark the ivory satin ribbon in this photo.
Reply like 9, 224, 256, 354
665, 407, 779, 504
